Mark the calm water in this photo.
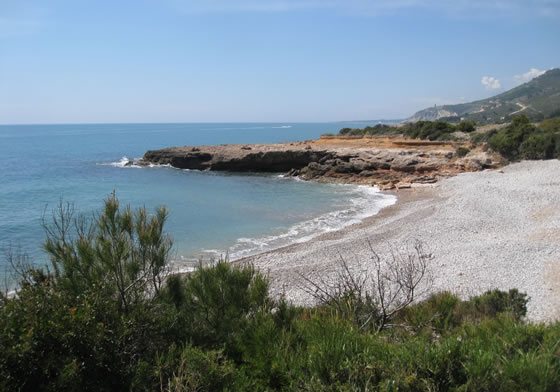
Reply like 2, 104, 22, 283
0, 122, 395, 278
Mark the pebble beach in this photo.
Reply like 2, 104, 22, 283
244, 160, 560, 322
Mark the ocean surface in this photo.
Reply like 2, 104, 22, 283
0, 122, 396, 281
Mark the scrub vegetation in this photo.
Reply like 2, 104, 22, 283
1, 195, 559, 391
337, 115, 560, 163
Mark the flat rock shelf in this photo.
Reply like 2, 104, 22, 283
140, 136, 505, 189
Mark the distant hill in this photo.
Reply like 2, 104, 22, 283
408, 68, 560, 124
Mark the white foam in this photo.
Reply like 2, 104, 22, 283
204, 185, 396, 260
98, 156, 174, 169
97, 156, 142, 168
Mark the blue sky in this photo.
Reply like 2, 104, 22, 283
1, 0, 559, 124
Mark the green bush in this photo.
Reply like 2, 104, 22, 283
471, 129, 497, 144
0, 196, 177, 391
338, 124, 401, 137
164, 261, 270, 351
470, 289, 528, 321
1, 195, 559, 391
402, 120, 457, 141
156, 345, 235, 391
457, 120, 476, 133
539, 117, 560, 133
337, 121, 459, 140
520, 133, 556, 159
455, 146, 470, 157
400, 291, 463, 332
489, 115, 560, 160
399, 289, 528, 335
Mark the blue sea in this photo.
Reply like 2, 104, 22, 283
0, 122, 395, 281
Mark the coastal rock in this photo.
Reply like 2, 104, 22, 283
391, 157, 420, 172
412, 176, 438, 184
144, 147, 334, 173
140, 137, 504, 187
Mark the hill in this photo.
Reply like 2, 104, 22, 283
408, 68, 560, 124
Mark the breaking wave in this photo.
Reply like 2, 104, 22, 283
203, 184, 396, 261
97, 156, 172, 169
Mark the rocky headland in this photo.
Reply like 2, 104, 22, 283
140, 135, 505, 189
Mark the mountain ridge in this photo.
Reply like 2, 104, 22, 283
408, 68, 560, 124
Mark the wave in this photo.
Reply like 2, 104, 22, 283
203, 185, 396, 261
97, 156, 173, 169
97, 156, 141, 168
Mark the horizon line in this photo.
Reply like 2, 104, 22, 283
0, 119, 404, 127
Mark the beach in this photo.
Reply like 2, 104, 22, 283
243, 160, 560, 323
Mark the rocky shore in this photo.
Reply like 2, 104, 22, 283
140, 136, 505, 189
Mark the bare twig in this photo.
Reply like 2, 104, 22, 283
299, 239, 432, 332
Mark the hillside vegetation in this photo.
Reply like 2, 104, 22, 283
486, 116, 560, 160
338, 115, 560, 162
340, 120, 476, 141
409, 68, 560, 124
1, 195, 560, 391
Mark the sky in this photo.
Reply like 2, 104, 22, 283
1, 0, 559, 124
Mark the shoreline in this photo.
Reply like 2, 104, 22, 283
171, 180, 398, 267
241, 160, 560, 323
238, 185, 427, 261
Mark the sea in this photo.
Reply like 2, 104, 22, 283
0, 122, 396, 282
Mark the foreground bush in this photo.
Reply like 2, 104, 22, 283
1, 196, 559, 391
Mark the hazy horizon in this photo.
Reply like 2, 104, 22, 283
0, 119, 404, 126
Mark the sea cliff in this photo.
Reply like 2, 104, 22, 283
140, 136, 505, 189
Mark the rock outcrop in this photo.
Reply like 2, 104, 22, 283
140, 137, 504, 189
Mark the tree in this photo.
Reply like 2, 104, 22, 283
43, 193, 173, 312
0, 195, 176, 391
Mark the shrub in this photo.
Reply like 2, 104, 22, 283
539, 117, 560, 133
470, 289, 528, 321
400, 291, 462, 332
0, 195, 177, 391
337, 121, 460, 140
301, 241, 431, 332
164, 261, 270, 350
457, 120, 476, 133
488, 115, 560, 160
399, 289, 529, 334
42, 194, 173, 312
338, 124, 401, 137
401, 120, 457, 141
455, 146, 470, 157
520, 133, 554, 159
471, 129, 497, 144
2, 196, 559, 391
156, 345, 235, 392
